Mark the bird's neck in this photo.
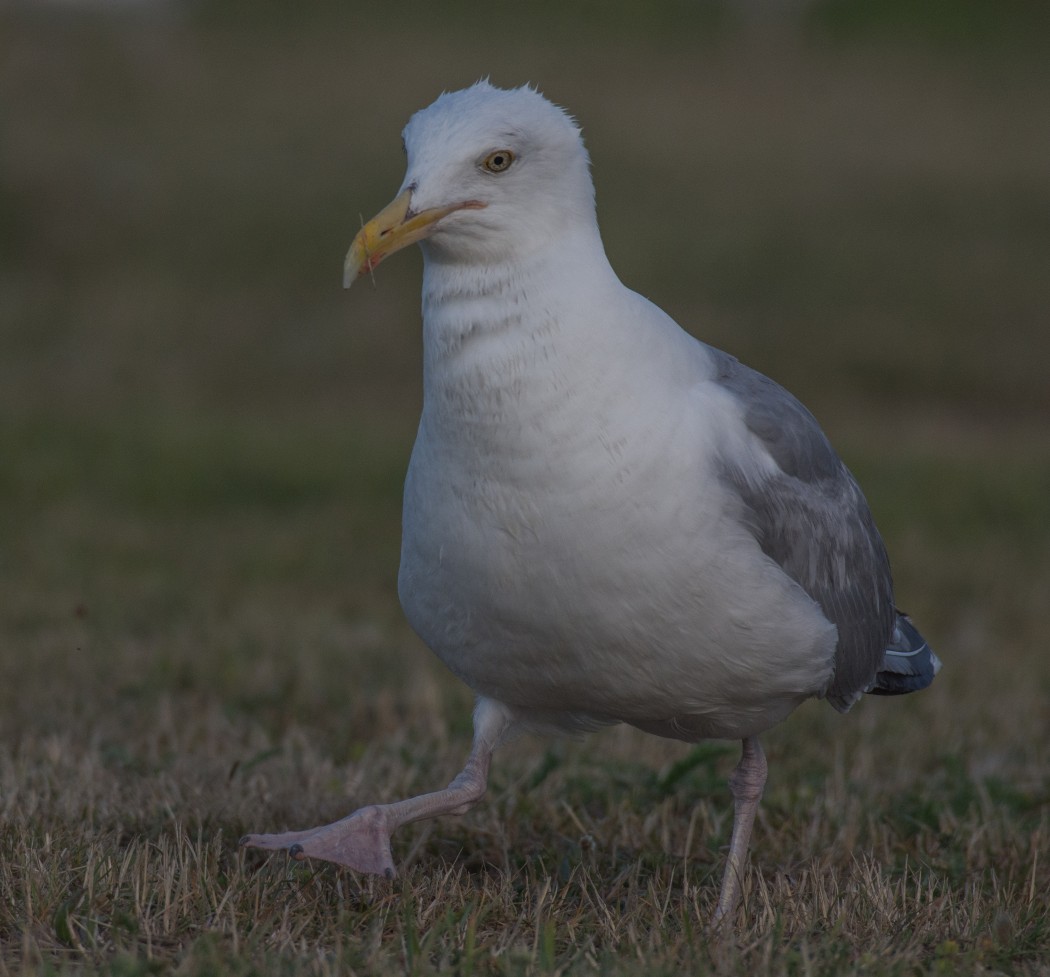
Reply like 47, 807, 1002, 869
420, 227, 616, 370
416, 232, 625, 446
420, 256, 537, 365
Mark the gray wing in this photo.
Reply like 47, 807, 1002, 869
710, 348, 895, 710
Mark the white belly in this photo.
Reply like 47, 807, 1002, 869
397, 383, 837, 741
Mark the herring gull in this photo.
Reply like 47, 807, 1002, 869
242, 81, 940, 924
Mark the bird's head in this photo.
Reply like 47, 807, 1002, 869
344, 81, 597, 286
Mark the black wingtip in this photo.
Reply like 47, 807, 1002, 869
867, 613, 941, 697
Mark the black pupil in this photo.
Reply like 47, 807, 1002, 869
492, 154, 506, 168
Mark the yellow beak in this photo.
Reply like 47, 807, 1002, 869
343, 189, 485, 288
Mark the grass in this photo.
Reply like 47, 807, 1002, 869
2, 4, 1050, 974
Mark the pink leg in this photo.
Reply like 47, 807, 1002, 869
712, 736, 767, 926
240, 698, 513, 878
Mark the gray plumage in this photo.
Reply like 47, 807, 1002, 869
711, 347, 896, 710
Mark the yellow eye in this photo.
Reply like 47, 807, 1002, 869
481, 150, 515, 173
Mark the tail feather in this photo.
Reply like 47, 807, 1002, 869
866, 612, 941, 697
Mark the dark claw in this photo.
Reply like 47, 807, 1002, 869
238, 835, 250, 846
384, 867, 395, 880
289, 843, 305, 860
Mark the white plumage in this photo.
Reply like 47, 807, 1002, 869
243, 81, 939, 924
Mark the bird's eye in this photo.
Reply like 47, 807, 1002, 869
481, 150, 515, 173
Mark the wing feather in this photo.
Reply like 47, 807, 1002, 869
710, 349, 895, 708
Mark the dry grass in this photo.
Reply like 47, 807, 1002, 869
3, 652, 1048, 974
2, 5, 1049, 975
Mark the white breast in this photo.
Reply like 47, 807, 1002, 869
397, 262, 837, 741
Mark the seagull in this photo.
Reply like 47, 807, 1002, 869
241, 81, 940, 924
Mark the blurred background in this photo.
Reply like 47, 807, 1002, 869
2, 0, 1049, 803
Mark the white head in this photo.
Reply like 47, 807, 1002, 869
344, 81, 600, 282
